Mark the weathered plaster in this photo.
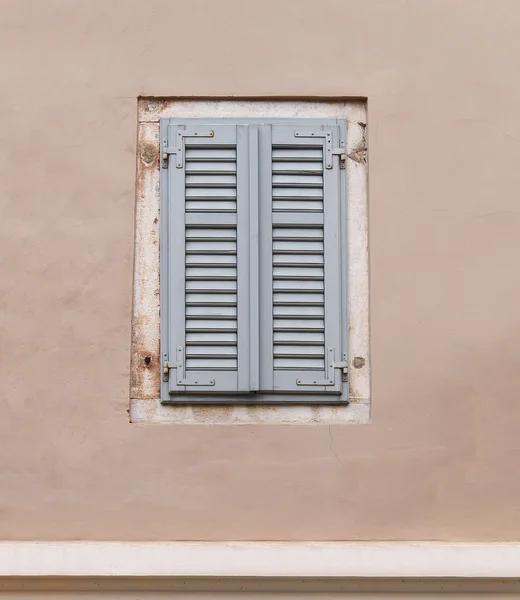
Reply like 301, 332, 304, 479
3, 0, 520, 542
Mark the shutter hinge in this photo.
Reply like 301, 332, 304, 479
296, 350, 348, 386
163, 348, 215, 386
332, 146, 346, 170
335, 354, 349, 382
294, 131, 346, 169
162, 358, 170, 381
162, 129, 214, 169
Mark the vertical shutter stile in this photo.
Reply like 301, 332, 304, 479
258, 124, 274, 392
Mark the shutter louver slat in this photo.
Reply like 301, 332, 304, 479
184, 145, 238, 373
185, 147, 237, 213
272, 229, 325, 371
271, 144, 326, 373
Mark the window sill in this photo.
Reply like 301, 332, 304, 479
130, 397, 369, 424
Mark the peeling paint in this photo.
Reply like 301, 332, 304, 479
353, 356, 366, 369
140, 143, 157, 166
347, 121, 368, 164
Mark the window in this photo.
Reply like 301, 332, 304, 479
131, 99, 369, 424
160, 118, 349, 404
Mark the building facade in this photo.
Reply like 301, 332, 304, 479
1, 0, 520, 595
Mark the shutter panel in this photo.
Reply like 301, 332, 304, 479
259, 122, 346, 397
161, 122, 254, 398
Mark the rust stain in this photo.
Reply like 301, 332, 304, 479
132, 122, 161, 399
131, 313, 160, 398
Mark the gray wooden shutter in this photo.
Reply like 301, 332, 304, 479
161, 121, 255, 398
259, 122, 347, 397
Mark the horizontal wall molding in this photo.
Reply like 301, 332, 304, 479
1, 542, 520, 579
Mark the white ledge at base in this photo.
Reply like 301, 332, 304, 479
1, 542, 520, 579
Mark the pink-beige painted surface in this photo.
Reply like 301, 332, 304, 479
1, 0, 520, 540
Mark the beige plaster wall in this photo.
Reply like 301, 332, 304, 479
1, 0, 520, 541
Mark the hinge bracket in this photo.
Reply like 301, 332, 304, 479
332, 146, 346, 169
162, 129, 214, 169
296, 349, 348, 386
163, 347, 215, 386
294, 131, 345, 170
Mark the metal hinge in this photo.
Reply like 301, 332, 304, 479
336, 355, 350, 383
162, 129, 214, 169
332, 146, 346, 169
294, 131, 346, 169
163, 348, 215, 386
296, 349, 348, 386
163, 359, 169, 380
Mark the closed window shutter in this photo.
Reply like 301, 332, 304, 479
161, 117, 347, 403
259, 122, 346, 396
161, 122, 255, 397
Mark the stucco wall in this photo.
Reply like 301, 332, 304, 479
1, 0, 520, 540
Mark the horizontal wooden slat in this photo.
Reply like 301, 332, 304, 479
272, 187, 323, 199
272, 161, 322, 174
273, 293, 324, 306
273, 266, 324, 279
186, 319, 237, 332
274, 345, 325, 357
186, 332, 238, 345
186, 161, 237, 173
186, 188, 237, 200
186, 174, 237, 188
272, 201, 323, 213
186, 228, 237, 240
273, 305, 325, 318
186, 241, 236, 253
272, 148, 322, 161
185, 201, 237, 213
273, 228, 323, 240
186, 346, 238, 357
185, 281, 237, 293
273, 358, 325, 370
274, 331, 325, 344
273, 318, 324, 331
273, 240, 323, 253
186, 293, 237, 305
186, 358, 237, 370
273, 254, 324, 265
186, 254, 237, 265
273, 280, 324, 292
186, 266, 237, 280
186, 305, 237, 318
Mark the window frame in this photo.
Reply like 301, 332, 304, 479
131, 99, 370, 424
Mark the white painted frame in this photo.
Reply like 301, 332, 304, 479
131, 99, 369, 424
